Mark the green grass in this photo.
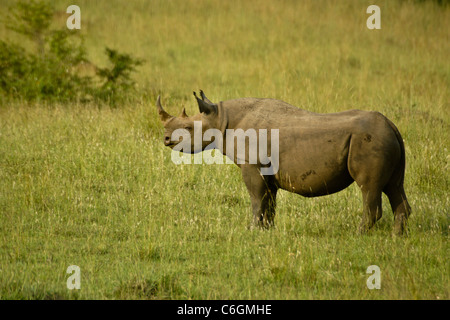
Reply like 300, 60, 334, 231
0, 0, 449, 299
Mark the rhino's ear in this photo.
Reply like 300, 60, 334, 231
199, 89, 214, 105
178, 107, 188, 118
156, 95, 173, 122
193, 91, 217, 115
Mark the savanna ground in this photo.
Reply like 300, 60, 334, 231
0, 0, 448, 299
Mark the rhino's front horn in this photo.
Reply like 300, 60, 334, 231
156, 95, 172, 122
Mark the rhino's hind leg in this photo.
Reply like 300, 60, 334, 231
358, 187, 383, 234
349, 158, 386, 233
241, 165, 278, 229
384, 184, 411, 235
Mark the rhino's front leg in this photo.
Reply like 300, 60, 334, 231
240, 164, 278, 229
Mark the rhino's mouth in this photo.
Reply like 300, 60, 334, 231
164, 136, 183, 148
166, 139, 184, 149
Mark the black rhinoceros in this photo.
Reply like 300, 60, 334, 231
156, 91, 411, 235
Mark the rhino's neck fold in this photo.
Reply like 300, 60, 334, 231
218, 101, 229, 137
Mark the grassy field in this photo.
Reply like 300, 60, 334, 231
0, 0, 449, 299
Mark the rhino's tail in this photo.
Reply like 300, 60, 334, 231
383, 116, 412, 234
385, 117, 406, 189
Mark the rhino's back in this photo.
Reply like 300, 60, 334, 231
223, 98, 377, 132
223, 98, 311, 116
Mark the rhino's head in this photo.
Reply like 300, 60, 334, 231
156, 91, 220, 153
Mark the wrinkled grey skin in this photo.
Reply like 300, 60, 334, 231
157, 91, 411, 235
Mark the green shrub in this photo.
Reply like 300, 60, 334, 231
95, 48, 145, 106
0, 0, 144, 105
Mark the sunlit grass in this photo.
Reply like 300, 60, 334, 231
0, 0, 448, 299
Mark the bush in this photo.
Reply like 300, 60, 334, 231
95, 48, 145, 105
0, 0, 144, 105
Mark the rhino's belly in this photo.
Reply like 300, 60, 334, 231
274, 134, 354, 196
276, 169, 354, 197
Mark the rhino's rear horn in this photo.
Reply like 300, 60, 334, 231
179, 107, 188, 118
193, 91, 217, 115
156, 95, 173, 122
